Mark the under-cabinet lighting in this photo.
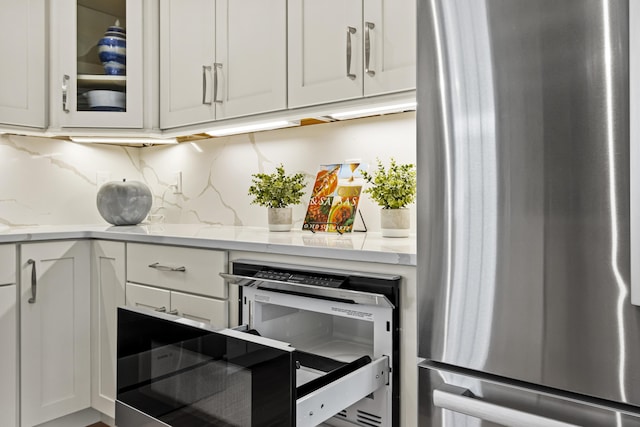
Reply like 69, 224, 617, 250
205, 120, 299, 137
69, 136, 178, 144
328, 102, 417, 120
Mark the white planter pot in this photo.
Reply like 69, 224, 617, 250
380, 208, 410, 238
268, 207, 293, 232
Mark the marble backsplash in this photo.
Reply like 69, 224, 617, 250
0, 112, 416, 231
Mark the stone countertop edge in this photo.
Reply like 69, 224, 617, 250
0, 225, 417, 266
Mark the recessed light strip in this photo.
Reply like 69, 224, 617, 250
70, 136, 178, 144
205, 120, 299, 137
329, 102, 417, 120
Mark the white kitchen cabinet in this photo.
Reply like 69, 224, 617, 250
0, 0, 45, 129
20, 241, 91, 427
159, 0, 216, 128
90, 240, 125, 419
214, 0, 287, 120
49, 0, 144, 129
0, 245, 17, 427
126, 283, 228, 327
288, 0, 415, 108
363, 0, 416, 96
160, 0, 286, 128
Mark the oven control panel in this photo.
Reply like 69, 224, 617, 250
254, 269, 345, 288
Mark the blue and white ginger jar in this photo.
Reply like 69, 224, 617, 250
97, 20, 126, 75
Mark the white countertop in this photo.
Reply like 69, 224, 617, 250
0, 224, 416, 266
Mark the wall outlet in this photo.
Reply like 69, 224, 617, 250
172, 171, 183, 194
96, 172, 111, 188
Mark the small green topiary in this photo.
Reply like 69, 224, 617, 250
361, 158, 417, 209
248, 164, 307, 209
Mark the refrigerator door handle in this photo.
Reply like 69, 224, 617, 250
433, 384, 580, 427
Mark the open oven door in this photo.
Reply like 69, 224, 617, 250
116, 306, 389, 427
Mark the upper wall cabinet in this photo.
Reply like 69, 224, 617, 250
0, 0, 46, 129
49, 0, 144, 129
288, 0, 416, 109
160, 0, 287, 129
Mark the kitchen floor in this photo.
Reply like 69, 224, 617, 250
87, 423, 109, 427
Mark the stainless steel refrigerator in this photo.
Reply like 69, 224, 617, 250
417, 0, 640, 425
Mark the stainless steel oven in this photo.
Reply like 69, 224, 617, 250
116, 260, 401, 427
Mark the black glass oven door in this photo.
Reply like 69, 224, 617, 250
116, 307, 295, 427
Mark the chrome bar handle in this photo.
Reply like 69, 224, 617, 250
62, 74, 70, 113
27, 259, 36, 304
365, 22, 375, 76
154, 306, 178, 315
346, 26, 357, 80
148, 262, 186, 272
202, 65, 212, 105
213, 63, 223, 104
433, 384, 580, 427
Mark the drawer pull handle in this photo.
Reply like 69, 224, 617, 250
27, 259, 37, 303
365, 22, 375, 76
155, 306, 179, 315
148, 262, 186, 272
346, 26, 357, 80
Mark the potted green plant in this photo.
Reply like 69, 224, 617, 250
361, 158, 417, 237
248, 164, 307, 231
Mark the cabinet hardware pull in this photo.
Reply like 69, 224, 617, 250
154, 306, 178, 315
365, 22, 375, 76
27, 259, 36, 303
62, 75, 70, 113
202, 65, 213, 105
148, 262, 186, 272
213, 63, 223, 104
346, 26, 357, 80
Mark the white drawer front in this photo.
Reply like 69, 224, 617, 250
171, 291, 228, 328
0, 244, 16, 285
127, 243, 227, 298
126, 283, 171, 312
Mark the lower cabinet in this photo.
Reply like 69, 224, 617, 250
126, 282, 228, 327
90, 241, 126, 419
20, 241, 91, 427
0, 244, 17, 427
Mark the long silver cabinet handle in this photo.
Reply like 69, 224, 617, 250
202, 65, 212, 105
62, 74, 70, 113
148, 262, 186, 272
433, 384, 580, 427
27, 259, 36, 304
213, 63, 223, 104
346, 26, 357, 80
365, 22, 375, 76
155, 306, 179, 315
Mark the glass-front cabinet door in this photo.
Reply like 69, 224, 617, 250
50, 0, 143, 129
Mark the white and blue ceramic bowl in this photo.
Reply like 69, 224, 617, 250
97, 24, 126, 75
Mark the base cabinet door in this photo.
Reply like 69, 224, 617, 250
0, 245, 16, 427
20, 241, 91, 427
91, 241, 125, 419
0, 284, 17, 427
